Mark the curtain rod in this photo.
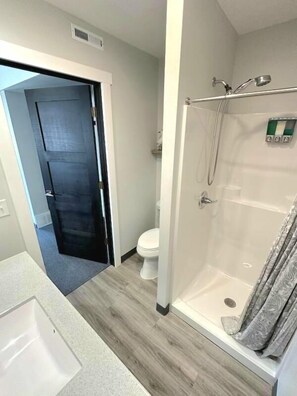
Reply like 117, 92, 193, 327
186, 86, 297, 105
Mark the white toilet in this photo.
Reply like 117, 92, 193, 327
137, 201, 160, 280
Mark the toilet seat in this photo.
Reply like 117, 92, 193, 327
137, 228, 159, 251
137, 224, 160, 280
137, 228, 159, 277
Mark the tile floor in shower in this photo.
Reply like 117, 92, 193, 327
180, 265, 253, 327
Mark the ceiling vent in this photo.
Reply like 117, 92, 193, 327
71, 24, 104, 51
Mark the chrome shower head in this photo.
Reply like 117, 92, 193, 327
255, 75, 271, 87
234, 75, 271, 94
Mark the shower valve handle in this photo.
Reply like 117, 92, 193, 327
198, 191, 217, 209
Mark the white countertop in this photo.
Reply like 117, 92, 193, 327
0, 252, 148, 396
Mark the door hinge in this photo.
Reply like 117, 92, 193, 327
98, 181, 104, 190
104, 237, 109, 246
91, 106, 97, 119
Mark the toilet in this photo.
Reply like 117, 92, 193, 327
137, 201, 160, 280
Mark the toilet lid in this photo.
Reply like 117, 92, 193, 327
138, 228, 159, 250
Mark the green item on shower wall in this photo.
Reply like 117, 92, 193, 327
267, 119, 277, 135
284, 120, 296, 136
266, 118, 296, 143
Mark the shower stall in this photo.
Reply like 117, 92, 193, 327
170, 83, 297, 384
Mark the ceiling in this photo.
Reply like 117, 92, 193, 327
217, 0, 297, 34
6, 74, 84, 91
44, 0, 167, 58
0, 66, 84, 92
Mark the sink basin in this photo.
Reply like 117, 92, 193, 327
0, 298, 81, 396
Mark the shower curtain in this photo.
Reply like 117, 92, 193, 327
222, 197, 297, 358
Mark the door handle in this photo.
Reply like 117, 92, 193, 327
45, 190, 54, 197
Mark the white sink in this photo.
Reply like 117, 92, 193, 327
0, 298, 81, 396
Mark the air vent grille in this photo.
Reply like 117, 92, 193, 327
71, 24, 104, 50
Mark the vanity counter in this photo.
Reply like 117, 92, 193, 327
0, 252, 148, 395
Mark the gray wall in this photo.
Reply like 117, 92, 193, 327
4, 91, 49, 223
0, 0, 159, 255
156, 59, 164, 202
230, 18, 297, 113
178, 0, 237, 107
0, 159, 25, 260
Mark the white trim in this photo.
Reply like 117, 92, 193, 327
0, 40, 111, 84
101, 83, 121, 267
157, 0, 185, 307
0, 39, 121, 268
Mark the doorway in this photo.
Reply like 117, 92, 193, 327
1, 62, 114, 295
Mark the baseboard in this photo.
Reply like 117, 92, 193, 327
121, 247, 137, 263
34, 211, 52, 229
156, 303, 170, 316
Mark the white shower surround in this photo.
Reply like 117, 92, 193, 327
171, 105, 297, 383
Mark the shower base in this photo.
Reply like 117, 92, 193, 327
172, 265, 280, 384
180, 265, 252, 327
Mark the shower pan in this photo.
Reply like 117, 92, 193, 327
170, 83, 297, 385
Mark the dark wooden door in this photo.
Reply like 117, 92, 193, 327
25, 85, 108, 263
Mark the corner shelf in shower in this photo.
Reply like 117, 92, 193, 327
151, 149, 162, 156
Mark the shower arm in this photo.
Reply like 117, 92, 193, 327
212, 77, 233, 94
185, 86, 297, 105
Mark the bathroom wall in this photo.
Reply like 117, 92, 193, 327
163, 0, 237, 303
205, 108, 297, 286
0, 159, 25, 261
155, 59, 164, 204
172, 103, 297, 299
231, 18, 297, 113
203, 18, 297, 287
0, 0, 159, 256
171, 106, 214, 300
4, 90, 50, 227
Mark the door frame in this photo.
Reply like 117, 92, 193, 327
0, 39, 121, 269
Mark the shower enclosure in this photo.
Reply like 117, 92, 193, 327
170, 85, 297, 385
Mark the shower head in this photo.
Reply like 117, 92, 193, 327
255, 75, 271, 87
233, 75, 271, 94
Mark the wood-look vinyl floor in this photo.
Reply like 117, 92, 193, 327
68, 254, 272, 396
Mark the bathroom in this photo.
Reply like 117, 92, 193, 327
0, 0, 297, 395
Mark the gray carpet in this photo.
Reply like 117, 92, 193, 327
36, 224, 108, 295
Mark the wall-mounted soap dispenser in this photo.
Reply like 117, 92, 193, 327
266, 118, 296, 143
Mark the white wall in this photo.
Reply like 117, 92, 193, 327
4, 91, 50, 226
231, 18, 297, 114
0, 0, 159, 255
171, 106, 213, 300
157, 0, 185, 308
158, 0, 237, 307
0, 159, 25, 261
155, 59, 164, 203
207, 110, 296, 287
